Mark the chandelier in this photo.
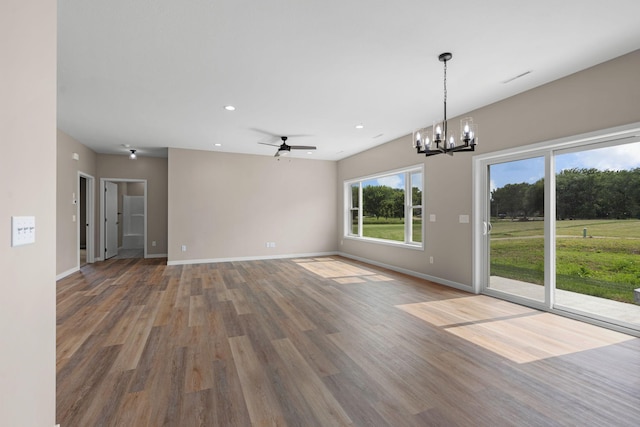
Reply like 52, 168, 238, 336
413, 52, 477, 156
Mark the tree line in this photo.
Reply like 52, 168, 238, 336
491, 168, 640, 219
355, 186, 422, 219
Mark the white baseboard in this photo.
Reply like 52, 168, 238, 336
337, 251, 473, 293
167, 251, 338, 266
56, 267, 79, 281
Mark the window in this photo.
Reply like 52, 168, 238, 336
345, 166, 423, 247
474, 123, 640, 334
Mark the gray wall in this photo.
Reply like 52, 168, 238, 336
0, 0, 57, 425
168, 148, 338, 263
57, 129, 98, 275
338, 49, 640, 288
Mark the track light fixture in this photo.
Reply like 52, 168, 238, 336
413, 52, 478, 157
129, 149, 137, 160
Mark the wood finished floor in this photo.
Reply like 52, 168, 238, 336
57, 256, 640, 426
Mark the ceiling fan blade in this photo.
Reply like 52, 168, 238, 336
258, 142, 280, 147
289, 145, 316, 150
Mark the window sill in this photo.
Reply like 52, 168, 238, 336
343, 235, 424, 251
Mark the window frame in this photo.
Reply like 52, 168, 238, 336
344, 164, 424, 249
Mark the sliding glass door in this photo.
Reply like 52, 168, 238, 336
487, 157, 546, 304
554, 142, 640, 330
475, 124, 640, 334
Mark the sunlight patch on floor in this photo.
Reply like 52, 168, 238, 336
293, 258, 391, 284
398, 296, 634, 363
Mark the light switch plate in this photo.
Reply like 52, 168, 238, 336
12, 216, 36, 246
459, 214, 470, 224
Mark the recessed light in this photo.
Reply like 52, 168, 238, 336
224, 105, 236, 111
355, 124, 364, 129
214, 143, 222, 147
307, 151, 313, 155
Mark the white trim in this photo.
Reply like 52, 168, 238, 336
552, 305, 640, 338
78, 172, 95, 267
56, 267, 79, 281
167, 251, 338, 266
338, 252, 472, 293
544, 152, 556, 307
343, 163, 425, 184
342, 235, 424, 250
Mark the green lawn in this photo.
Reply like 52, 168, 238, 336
491, 219, 640, 304
363, 218, 640, 303
362, 218, 422, 242
359, 218, 640, 304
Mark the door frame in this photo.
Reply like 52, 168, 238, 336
78, 172, 95, 265
99, 178, 148, 260
472, 150, 553, 312
472, 122, 640, 334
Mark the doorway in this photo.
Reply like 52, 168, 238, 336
100, 178, 147, 260
474, 123, 640, 335
78, 172, 95, 267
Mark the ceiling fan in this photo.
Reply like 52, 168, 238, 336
259, 136, 316, 157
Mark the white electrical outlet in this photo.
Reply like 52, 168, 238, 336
181, 245, 187, 252
152, 240, 156, 247
429, 214, 436, 222
459, 214, 470, 224
12, 216, 36, 246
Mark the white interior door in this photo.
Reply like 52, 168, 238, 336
105, 181, 118, 259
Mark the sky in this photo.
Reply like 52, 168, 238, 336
356, 141, 640, 193
490, 141, 640, 191
363, 172, 424, 191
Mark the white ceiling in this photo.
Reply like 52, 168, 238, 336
57, 0, 640, 161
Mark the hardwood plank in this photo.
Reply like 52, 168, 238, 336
184, 343, 215, 393
272, 338, 352, 426
228, 335, 287, 426
109, 290, 162, 372
188, 294, 207, 327
56, 257, 640, 427
102, 304, 144, 346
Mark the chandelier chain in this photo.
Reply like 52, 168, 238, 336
443, 59, 447, 107
443, 57, 448, 134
